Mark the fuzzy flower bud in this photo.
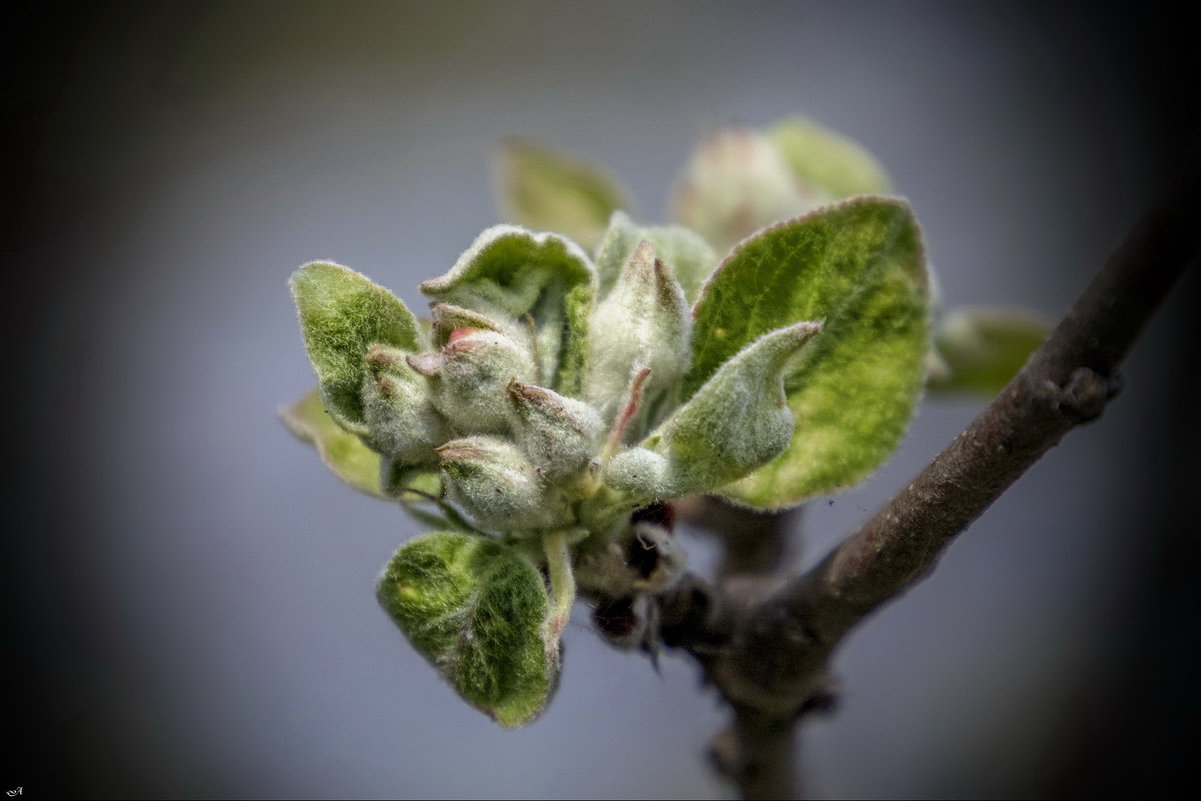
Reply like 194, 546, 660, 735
429, 302, 506, 347
408, 328, 535, 434
437, 436, 562, 530
586, 240, 690, 433
672, 127, 819, 253
507, 381, 603, 479
360, 344, 445, 466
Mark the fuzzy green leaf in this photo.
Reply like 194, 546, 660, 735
420, 226, 596, 393
687, 198, 929, 508
280, 389, 385, 498
768, 116, 892, 198
556, 283, 593, 397
594, 211, 718, 304
928, 306, 1049, 395
605, 322, 820, 500
496, 138, 630, 250
283, 389, 456, 528
377, 532, 554, 728
290, 262, 425, 429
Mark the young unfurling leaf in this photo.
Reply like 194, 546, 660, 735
689, 198, 929, 508
377, 532, 554, 728
594, 211, 718, 304
606, 322, 820, 499
290, 261, 425, 430
495, 138, 631, 250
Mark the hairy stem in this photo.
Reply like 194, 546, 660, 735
542, 529, 576, 667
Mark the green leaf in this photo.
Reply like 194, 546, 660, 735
687, 198, 929, 509
283, 389, 456, 528
495, 138, 630, 250
290, 262, 425, 429
928, 306, 1049, 395
767, 115, 892, 198
420, 226, 596, 393
280, 389, 385, 498
605, 322, 820, 499
594, 211, 718, 304
555, 283, 593, 397
377, 532, 554, 728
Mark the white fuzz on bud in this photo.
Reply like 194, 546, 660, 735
436, 436, 561, 530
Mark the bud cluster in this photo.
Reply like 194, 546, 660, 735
291, 223, 821, 597
288, 124, 930, 726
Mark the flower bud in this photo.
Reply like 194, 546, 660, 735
586, 240, 690, 433
507, 381, 603, 479
408, 328, 535, 434
429, 303, 506, 347
437, 436, 561, 530
672, 127, 818, 253
360, 345, 446, 466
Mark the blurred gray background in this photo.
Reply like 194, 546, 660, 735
7, 1, 1197, 798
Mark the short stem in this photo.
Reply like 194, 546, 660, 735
710, 710, 798, 800
542, 529, 576, 667
734, 711, 798, 800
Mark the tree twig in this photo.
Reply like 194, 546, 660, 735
777, 174, 1200, 647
